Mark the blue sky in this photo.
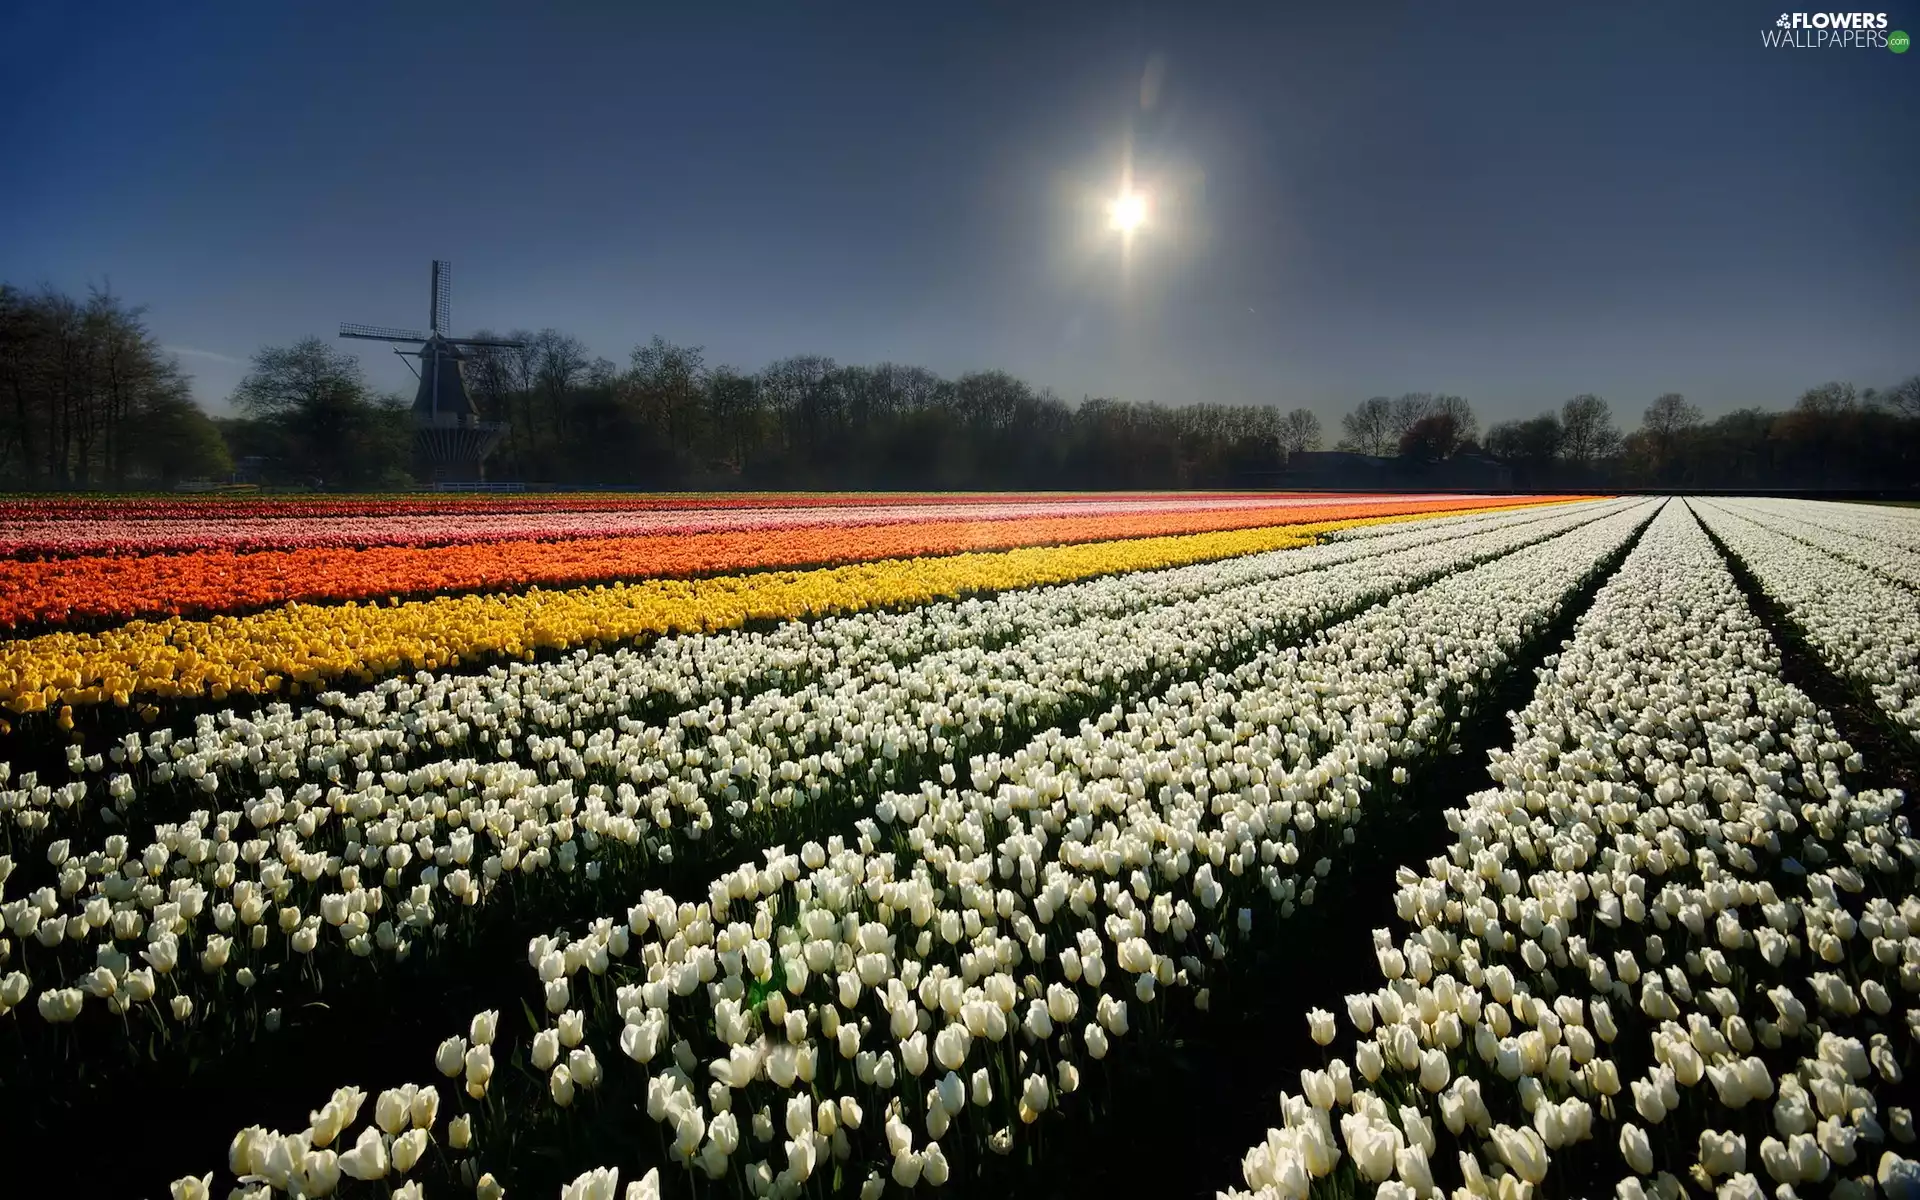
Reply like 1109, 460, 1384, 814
1, 1, 1913, 425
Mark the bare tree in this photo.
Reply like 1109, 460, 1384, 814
626, 337, 706, 457
1338, 396, 1396, 455
1388, 393, 1435, 444
1278, 407, 1322, 455
1558, 394, 1621, 461
880, 363, 947, 413
1642, 392, 1702, 438
1431, 395, 1478, 445
759, 354, 838, 454
41, 289, 85, 485
1795, 381, 1859, 415
1883, 376, 1920, 420
1636, 392, 1702, 481
705, 366, 762, 468
531, 331, 591, 403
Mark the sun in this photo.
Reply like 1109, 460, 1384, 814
1107, 190, 1148, 234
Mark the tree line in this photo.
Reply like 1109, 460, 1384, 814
1331, 385, 1920, 490
207, 333, 1331, 490
1, 280, 1913, 491
0, 285, 231, 488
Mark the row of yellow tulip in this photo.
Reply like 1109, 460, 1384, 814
0, 504, 1567, 715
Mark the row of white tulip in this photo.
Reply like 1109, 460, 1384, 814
0, 502, 1640, 1054
1692, 500, 1920, 747
1216, 500, 1920, 1200
1723, 499, 1920, 556
165, 501, 1656, 1199
1699, 498, 1920, 599
1319, 507, 1584, 544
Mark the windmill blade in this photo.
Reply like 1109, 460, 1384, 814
340, 322, 430, 342
445, 337, 528, 349
432, 260, 452, 334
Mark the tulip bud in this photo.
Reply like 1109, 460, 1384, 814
526, 1029, 561, 1073
1620, 1122, 1654, 1175
436, 1035, 468, 1078
470, 1009, 499, 1046
391, 1128, 429, 1174
1356, 1040, 1384, 1082
1307, 1008, 1336, 1046
464, 1044, 495, 1097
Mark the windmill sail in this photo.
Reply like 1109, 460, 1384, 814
431, 260, 451, 334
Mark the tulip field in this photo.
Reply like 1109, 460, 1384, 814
0, 492, 1915, 1200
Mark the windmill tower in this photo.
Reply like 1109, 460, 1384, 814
340, 261, 524, 485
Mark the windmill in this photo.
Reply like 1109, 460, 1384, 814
340, 261, 525, 485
